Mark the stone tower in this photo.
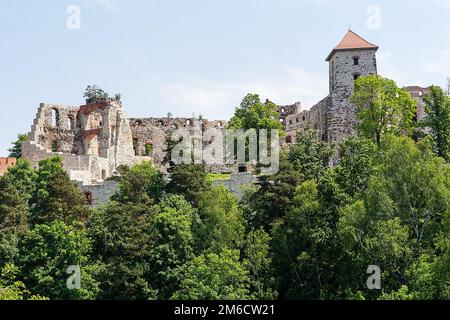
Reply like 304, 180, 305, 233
326, 30, 378, 143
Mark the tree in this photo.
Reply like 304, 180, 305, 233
112, 161, 164, 205
422, 85, 450, 161
272, 180, 343, 299
335, 136, 376, 197
375, 136, 449, 248
287, 128, 334, 181
8, 134, 27, 159
88, 201, 158, 300
31, 157, 90, 225
197, 187, 245, 253
0, 264, 47, 300
351, 75, 417, 145
244, 228, 277, 300
243, 155, 302, 230
150, 195, 196, 298
228, 94, 284, 132
0, 160, 35, 268
83, 85, 121, 104
167, 164, 211, 207
171, 249, 252, 300
0, 175, 29, 269
18, 221, 99, 300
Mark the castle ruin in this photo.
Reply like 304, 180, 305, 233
21, 30, 429, 204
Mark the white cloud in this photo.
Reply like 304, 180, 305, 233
155, 67, 329, 120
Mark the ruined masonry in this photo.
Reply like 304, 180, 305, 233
21, 30, 429, 204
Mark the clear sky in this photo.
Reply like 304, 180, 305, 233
1, 0, 449, 155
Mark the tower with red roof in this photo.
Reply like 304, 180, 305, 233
326, 30, 379, 143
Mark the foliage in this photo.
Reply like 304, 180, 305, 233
8, 134, 27, 159
167, 164, 211, 206
83, 85, 121, 104
287, 128, 334, 181
171, 249, 252, 300
422, 85, 450, 161
243, 155, 302, 230
88, 201, 158, 300
18, 221, 98, 300
197, 187, 245, 253
0, 264, 48, 300
351, 75, 417, 145
228, 94, 284, 132
112, 161, 164, 205
31, 157, 90, 225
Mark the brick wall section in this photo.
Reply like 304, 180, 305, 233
0, 157, 17, 176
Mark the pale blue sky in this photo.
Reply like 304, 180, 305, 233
1, 0, 449, 155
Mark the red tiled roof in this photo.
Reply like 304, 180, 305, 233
326, 30, 378, 61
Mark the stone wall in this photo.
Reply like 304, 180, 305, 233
23, 101, 136, 185
405, 86, 430, 122
212, 172, 256, 198
129, 117, 227, 172
79, 180, 119, 207
327, 49, 378, 144
277, 102, 301, 126
0, 157, 16, 176
285, 96, 330, 144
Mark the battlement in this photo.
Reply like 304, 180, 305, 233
0, 157, 17, 176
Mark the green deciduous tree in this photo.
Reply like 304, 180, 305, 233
244, 228, 277, 300
272, 180, 343, 299
197, 187, 245, 253
171, 249, 252, 300
0, 264, 48, 300
287, 128, 334, 181
18, 221, 99, 300
422, 85, 450, 161
228, 94, 284, 132
150, 195, 196, 298
112, 161, 164, 205
167, 164, 211, 207
351, 75, 417, 145
335, 136, 376, 198
31, 157, 90, 225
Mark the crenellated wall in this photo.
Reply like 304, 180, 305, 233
0, 157, 17, 176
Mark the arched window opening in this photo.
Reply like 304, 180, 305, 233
51, 109, 59, 127
286, 136, 293, 144
68, 117, 74, 130
144, 143, 153, 156
85, 192, 94, 206
51, 140, 58, 152
101, 170, 106, 180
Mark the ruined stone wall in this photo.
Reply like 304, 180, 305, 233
405, 86, 430, 122
0, 157, 16, 176
79, 180, 119, 207
327, 49, 378, 143
212, 172, 256, 198
129, 117, 227, 171
23, 101, 136, 185
277, 102, 301, 126
285, 96, 330, 144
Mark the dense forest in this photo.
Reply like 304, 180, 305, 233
0, 75, 449, 300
